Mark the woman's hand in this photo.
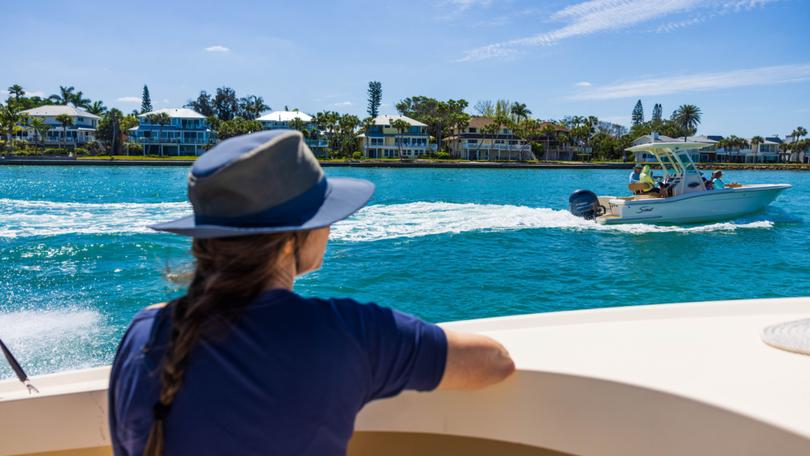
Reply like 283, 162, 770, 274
437, 329, 516, 390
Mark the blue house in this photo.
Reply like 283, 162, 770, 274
257, 110, 327, 156
129, 108, 213, 156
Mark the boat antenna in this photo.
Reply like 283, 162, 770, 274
0, 337, 39, 394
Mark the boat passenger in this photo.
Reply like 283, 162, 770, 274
107, 131, 515, 456
628, 165, 642, 184
639, 165, 659, 194
711, 170, 725, 189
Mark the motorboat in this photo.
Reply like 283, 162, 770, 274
568, 142, 791, 225
2, 297, 810, 455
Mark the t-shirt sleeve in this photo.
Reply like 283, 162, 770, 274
334, 300, 448, 401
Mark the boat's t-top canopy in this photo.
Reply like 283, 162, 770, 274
626, 141, 710, 196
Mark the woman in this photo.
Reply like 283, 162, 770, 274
108, 130, 515, 456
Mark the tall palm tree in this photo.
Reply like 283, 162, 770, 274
360, 117, 375, 158
7, 84, 25, 101
87, 101, 107, 116
390, 118, 410, 160
50, 86, 76, 105
510, 102, 531, 123
30, 117, 51, 153
55, 113, 74, 151
672, 105, 702, 139
145, 112, 172, 157
238, 95, 270, 120
751, 136, 764, 163
71, 91, 91, 109
450, 112, 470, 159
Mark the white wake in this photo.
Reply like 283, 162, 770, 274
329, 202, 774, 241
0, 199, 773, 240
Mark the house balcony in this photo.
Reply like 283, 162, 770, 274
133, 137, 211, 145
461, 143, 531, 152
305, 139, 329, 148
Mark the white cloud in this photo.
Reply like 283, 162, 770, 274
162, 98, 170, 103
457, 0, 777, 62
568, 63, 810, 100
117, 96, 141, 103
330, 101, 353, 107
442, 0, 492, 11
204, 45, 230, 53
575, 81, 592, 87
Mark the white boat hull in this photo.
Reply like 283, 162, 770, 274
599, 184, 790, 225
3, 297, 810, 456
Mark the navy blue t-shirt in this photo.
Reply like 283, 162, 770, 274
108, 289, 447, 455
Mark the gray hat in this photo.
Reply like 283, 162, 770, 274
151, 130, 374, 238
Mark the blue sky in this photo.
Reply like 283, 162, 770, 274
2, 0, 808, 137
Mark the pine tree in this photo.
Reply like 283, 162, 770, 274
652, 103, 662, 123
141, 85, 153, 114
367, 81, 382, 118
631, 100, 644, 126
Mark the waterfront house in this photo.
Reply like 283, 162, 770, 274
257, 110, 327, 156
129, 108, 213, 156
444, 117, 532, 161
361, 115, 434, 159
18, 105, 99, 147
716, 137, 781, 163
633, 134, 722, 163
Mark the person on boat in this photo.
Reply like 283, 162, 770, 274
107, 130, 515, 456
628, 165, 643, 185
711, 170, 726, 189
638, 165, 659, 194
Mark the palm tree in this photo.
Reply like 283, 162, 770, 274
450, 112, 470, 158
510, 102, 531, 122
71, 91, 91, 109
30, 117, 51, 153
0, 104, 26, 152
288, 117, 306, 133
360, 117, 375, 158
751, 136, 764, 163
50, 86, 76, 105
7, 84, 25, 101
390, 118, 410, 160
146, 112, 172, 157
672, 105, 702, 139
239, 95, 270, 120
87, 101, 107, 116
540, 122, 557, 161
55, 113, 74, 151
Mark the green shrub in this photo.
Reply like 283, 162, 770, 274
351, 151, 363, 160
435, 151, 451, 160
74, 147, 88, 156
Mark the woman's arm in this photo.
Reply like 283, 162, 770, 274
437, 329, 515, 390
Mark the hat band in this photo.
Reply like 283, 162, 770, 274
194, 177, 329, 228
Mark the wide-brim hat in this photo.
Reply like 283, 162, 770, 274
151, 130, 374, 238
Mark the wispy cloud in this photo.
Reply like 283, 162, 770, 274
117, 96, 141, 103
575, 81, 592, 87
568, 63, 810, 100
204, 45, 230, 53
457, 0, 777, 62
330, 101, 353, 107
442, 0, 492, 11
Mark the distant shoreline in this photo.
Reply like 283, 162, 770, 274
1, 156, 809, 170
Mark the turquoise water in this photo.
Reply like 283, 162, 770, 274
1, 165, 807, 379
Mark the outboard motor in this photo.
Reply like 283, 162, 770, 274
568, 189, 603, 220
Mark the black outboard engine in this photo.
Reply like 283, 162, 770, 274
568, 189, 604, 220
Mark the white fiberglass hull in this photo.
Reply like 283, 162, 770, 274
599, 184, 790, 225
3, 298, 810, 456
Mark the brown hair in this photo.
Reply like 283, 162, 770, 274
144, 231, 309, 456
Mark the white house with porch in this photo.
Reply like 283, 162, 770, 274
18, 105, 99, 146
129, 108, 213, 156
257, 110, 327, 156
